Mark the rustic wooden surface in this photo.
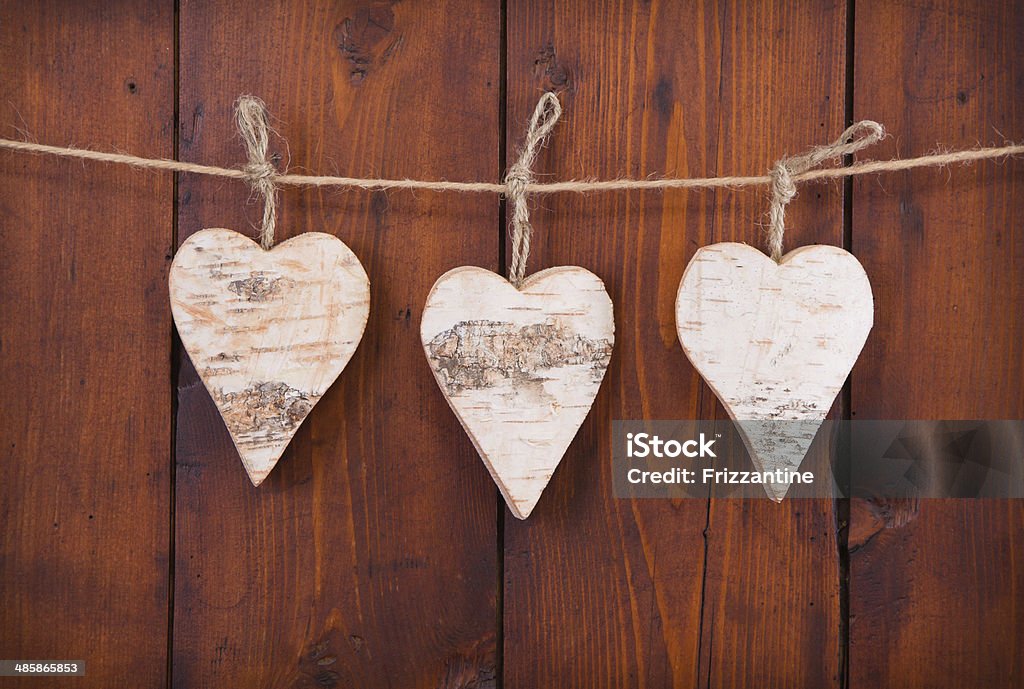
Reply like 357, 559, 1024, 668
0, 2, 174, 689
172, 2, 500, 688
505, 2, 848, 687
0, 1, 1020, 688
850, 1, 1024, 687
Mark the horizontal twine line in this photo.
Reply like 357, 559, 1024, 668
1, 137, 1021, 195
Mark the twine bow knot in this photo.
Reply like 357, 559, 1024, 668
767, 120, 885, 261
504, 164, 531, 205
506, 92, 563, 288
244, 160, 277, 183
236, 96, 279, 250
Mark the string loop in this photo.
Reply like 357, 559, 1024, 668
767, 120, 885, 261
506, 92, 562, 287
235, 96, 279, 250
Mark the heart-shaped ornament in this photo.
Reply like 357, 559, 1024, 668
421, 266, 614, 519
170, 229, 370, 485
675, 242, 873, 500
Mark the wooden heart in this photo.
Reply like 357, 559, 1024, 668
169, 229, 369, 485
675, 242, 873, 500
421, 266, 614, 519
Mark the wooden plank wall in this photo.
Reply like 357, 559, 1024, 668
504, 2, 846, 687
850, 1, 1024, 686
0, 3, 174, 689
172, 2, 500, 687
0, 1, 1020, 688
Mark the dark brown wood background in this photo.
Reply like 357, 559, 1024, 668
0, 1, 1020, 687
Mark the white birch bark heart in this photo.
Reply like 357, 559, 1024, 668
170, 229, 369, 486
421, 266, 614, 519
675, 242, 873, 500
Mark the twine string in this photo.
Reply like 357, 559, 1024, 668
507, 92, 562, 287
767, 120, 885, 261
235, 96, 279, 249
0, 137, 1016, 192
0, 93, 1021, 257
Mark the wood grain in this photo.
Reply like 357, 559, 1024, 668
0, 2, 173, 688
421, 266, 614, 519
505, 1, 847, 686
170, 229, 370, 486
172, 1, 501, 687
850, 1, 1024, 686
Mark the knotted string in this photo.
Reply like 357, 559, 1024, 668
767, 120, 885, 261
506, 92, 563, 287
1, 96, 1020, 232
235, 96, 279, 250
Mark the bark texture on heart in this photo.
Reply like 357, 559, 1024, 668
169, 229, 369, 485
421, 266, 614, 519
675, 242, 873, 500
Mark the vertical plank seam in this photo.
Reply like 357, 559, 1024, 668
166, 0, 181, 686
497, 0, 508, 283
496, 0, 508, 686
837, 0, 857, 687
694, 4, 728, 680
695, 494, 713, 689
